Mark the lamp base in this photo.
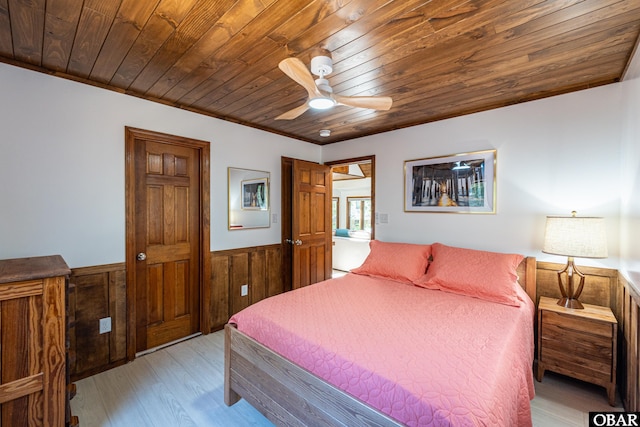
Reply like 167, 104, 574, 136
557, 297, 584, 309
555, 257, 586, 310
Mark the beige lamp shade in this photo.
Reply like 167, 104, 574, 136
542, 215, 608, 259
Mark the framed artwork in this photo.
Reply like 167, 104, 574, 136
241, 178, 268, 210
404, 149, 496, 213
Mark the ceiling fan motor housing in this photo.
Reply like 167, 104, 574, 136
311, 55, 333, 77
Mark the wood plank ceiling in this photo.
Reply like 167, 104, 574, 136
0, 0, 639, 145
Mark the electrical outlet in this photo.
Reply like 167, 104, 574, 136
241, 284, 248, 296
99, 317, 112, 334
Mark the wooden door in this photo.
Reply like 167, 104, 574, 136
125, 128, 210, 358
290, 159, 332, 289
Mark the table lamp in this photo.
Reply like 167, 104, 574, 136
542, 211, 607, 309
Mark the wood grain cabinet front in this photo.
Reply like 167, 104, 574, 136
0, 255, 75, 426
536, 296, 618, 406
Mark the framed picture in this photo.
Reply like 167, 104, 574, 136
404, 149, 496, 213
241, 178, 268, 210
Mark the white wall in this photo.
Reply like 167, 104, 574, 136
0, 63, 320, 268
323, 84, 625, 270
619, 68, 640, 284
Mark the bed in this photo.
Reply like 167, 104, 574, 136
225, 241, 537, 426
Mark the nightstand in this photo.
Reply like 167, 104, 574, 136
536, 296, 617, 405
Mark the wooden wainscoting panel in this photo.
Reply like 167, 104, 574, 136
618, 273, 639, 411
250, 245, 284, 304
70, 263, 127, 381
231, 253, 250, 315
210, 244, 283, 331
266, 246, 283, 299
72, 273, 109, 373
250, 251, 266, 304
109, 268, 127, 363
210, 254, 231, 331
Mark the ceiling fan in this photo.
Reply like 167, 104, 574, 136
275, 55, 393, 120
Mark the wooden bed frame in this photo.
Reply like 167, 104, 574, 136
224, 257, 537, 426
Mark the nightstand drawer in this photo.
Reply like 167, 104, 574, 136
540, 343, 612, 381
540, 333, 613, 363
542, 310, 612, 337
541, 319, 613, 359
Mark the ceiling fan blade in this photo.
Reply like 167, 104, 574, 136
275, 103, 310, 120
333, 95, 393, 111
279, 57, 322, 99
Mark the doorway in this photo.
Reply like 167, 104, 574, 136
326, 156, 375, 273
125, 127, 210, 360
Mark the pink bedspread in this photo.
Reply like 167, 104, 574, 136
229, 273, 535, 426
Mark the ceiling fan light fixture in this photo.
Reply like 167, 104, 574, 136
308, 96, 335, 110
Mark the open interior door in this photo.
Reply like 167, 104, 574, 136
283, 158, 332, 289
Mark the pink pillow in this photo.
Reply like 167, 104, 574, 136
351, 240, 431, 284
414, 243, 524, 306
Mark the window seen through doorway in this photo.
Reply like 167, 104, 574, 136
347, 197, 372, 232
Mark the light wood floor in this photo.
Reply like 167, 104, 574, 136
71, 330, 623, 427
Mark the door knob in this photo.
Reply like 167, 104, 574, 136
137, 252, 147, 261
294, 239, 302, 246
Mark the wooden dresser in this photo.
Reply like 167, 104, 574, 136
536, 296, 618, 405
0, 255, 75, 426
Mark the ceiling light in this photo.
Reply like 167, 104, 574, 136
319, 129, 331, 137
308, 97, 335, 110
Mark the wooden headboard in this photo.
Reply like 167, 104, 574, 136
517, 257, 537, 304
